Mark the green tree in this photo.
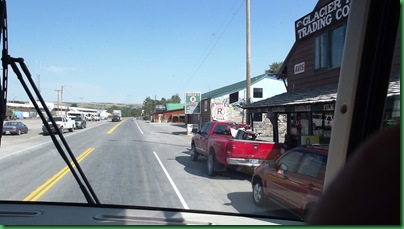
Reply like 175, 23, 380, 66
6, 108, 15, 119
160, 98, 167, 106
141, 94, 181, 119
142, 96, 156, 118
105, 105, 141, 118
107, 105, 120, 114
265, 61, 283, 75
167, 94, 181, 103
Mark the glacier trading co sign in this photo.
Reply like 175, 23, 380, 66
295, 0, 351, 40
185, 92, 201, 114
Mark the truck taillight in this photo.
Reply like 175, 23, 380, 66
226, 143, 234, 154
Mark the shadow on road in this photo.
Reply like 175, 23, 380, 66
158, 131, 188, 136
169, 124, 186, 128
226, 192, 301, 221
175, 153, 254, 181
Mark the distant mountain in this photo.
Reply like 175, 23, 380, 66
65, 102, 143, 110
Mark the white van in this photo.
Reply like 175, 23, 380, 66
67, 111, 86, 119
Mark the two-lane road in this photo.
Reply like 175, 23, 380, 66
0, 118, 297, 219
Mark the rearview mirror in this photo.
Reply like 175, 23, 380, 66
280, 163, 288, 171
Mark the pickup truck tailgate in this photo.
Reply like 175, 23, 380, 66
226, 140, 281, 166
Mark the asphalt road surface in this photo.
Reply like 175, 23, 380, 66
0, 118, 298, 220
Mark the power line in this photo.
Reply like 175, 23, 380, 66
182, 0, 245, 90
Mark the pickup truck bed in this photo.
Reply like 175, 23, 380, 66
191, 121, 281, 176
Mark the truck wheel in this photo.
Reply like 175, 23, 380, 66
59, 127, 64, 134
69, 126, 74, 132
252, 178, 267, 207
207, 152, 217, 176
190, 144, 199, 161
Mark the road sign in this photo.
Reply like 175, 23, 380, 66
185, 92, 201, 114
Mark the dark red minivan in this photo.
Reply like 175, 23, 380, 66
251, 146, 328, 220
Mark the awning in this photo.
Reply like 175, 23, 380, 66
243, 84, 338, 113
244, 77, 399, 114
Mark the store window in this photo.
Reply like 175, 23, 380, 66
253, 88, 263, 98
229, 92, 239, 104
315, 25, 347, 69
312, 112, 333, 139
290, 112, 309, 136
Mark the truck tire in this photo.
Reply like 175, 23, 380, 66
190, 143, 199, 161
69, 127, 74, 132
252, 178, 267, 207
207, 152, 217, 176
59, 126, 64, 134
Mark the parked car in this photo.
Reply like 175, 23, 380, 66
2, 121, 28, 135
71, 116, 87, 129
93, 115, 100, 121
251, 146, 328, 220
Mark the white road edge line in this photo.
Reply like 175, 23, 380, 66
153, 151, 189, 210
134, 120, 144, 134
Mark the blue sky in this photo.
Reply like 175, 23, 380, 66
5, 0, 317, 104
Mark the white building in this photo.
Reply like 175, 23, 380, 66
190, 74, 286, 125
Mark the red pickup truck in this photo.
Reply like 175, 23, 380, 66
191, 121, 282, 176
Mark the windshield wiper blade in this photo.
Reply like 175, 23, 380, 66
0, 0, 100, 205
9, 57, 101, 205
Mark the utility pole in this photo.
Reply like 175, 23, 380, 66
79, 97, 84, 108
61, 85, 71, 116
35, 61, 41, 100
246, 0, 251, 125
55, 89, 61, 116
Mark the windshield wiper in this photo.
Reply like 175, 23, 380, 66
0, 0, 100, 205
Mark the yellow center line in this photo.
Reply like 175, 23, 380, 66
23, 147, 95, 202
106, 120, 125, 134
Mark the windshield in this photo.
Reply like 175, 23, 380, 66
47, 117, 62, 122
0, 0, 400, 225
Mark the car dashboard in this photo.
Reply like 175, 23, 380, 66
0, 201, 304, 225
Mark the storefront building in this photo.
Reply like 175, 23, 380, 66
244, 0, 400, 148
152, 103, 185, 123
187, 74, 286, 128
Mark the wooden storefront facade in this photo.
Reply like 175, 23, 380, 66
245, 0, 400, 148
